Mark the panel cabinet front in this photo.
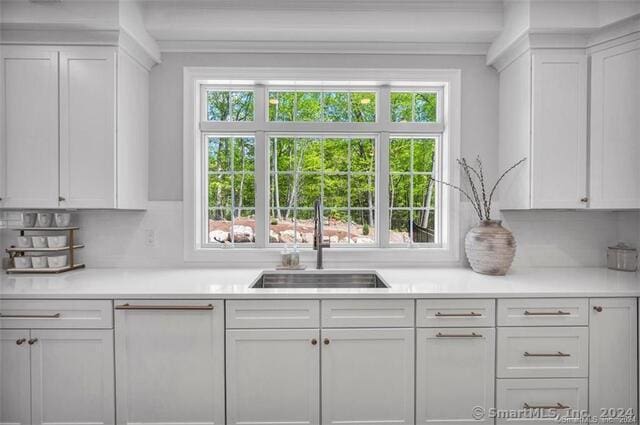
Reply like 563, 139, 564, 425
0, 330, 31, 425
226, 329, 320, 425
321, 328, 414, 425
30, 329, 114, 425
416, 328, 495, 425
114, 300, 225, 425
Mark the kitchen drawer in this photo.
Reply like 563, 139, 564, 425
226, 300, 319, 328
0, 299, 112, 329
321, 299, 414, 328
497, 378, 588, 424
498, 298, 588, 326
497, 327, 588, 378
417, 299, 495, 327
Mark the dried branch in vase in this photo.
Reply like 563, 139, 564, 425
432, 156, 526, 221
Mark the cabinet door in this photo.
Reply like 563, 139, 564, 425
322, 328, 414, 425
29, 329, 114, 425
0, 330, 31, 425
59, 47, 116, 208
114, 300, 225, 425
589, 298, 638, 420
590, 40, 640, 208
531, 54, 588, 208
226, 329, 320, 425
0, 46, 59, 208
417, 328, 495, 425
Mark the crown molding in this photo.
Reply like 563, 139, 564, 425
119, 28, 162, 71
158, 39, 490, 55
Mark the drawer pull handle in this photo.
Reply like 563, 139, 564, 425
436, 332, 483, 338
593, 306, 603, 313
28, 338, 38, 345
323, 338, 330, 345
0, 313, 61, 319
311, 338, 318, 345
523, 402, 570, 410
435, 312, 482, 317
523, 310, 570, 316
524, 351, 571, 357
115, 304, 214, 311
16, 338, 26, 345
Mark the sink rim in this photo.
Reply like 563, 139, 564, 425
250, 269, 390, 289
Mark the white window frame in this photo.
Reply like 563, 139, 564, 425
184, 67, 461, 266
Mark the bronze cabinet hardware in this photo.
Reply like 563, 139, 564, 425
580, 197, 588, 203
114, 304, 214, 311
323, 338, 330, 345
524, 351, 571, 357
436, 332, 483, 338
16, 338, 26, 345
28, 338, 38, 345
435, 312, 482, 317
523, 402, 570, 410
593, 306, 603, 313
311, 339, 318, 345
523, 310, 570, 316
58, 196, 66, 202
0, 313, 61, 319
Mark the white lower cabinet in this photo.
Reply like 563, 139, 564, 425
321, 328, 414, 425
589, 298, 638, 421
0, 329, 114, 425
416, 328, 495, 425
114, 300, 225, 425
0, 330, 31, 425
226, 329, 320, 425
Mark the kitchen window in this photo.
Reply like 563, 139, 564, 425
185, 68, 460, 264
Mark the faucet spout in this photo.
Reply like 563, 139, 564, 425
313, 199, 330, 269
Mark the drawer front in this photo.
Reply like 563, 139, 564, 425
321, 299, 414, 328
497, 327, 588, 378
226, 300, 319, 328
498, 298, 588, 326
417, 299, 495, 327
0, 300, 112, 329
497, 378, 588, 424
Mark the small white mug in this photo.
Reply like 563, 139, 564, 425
14, 257, 32, 269
31, 256, 48, 269
47, 255, 68, 268
21, 212, 37, 228
32, 236, 48, 248
47, 236, 68, 249
54, 213, 71, 227
16, 236, 32, 248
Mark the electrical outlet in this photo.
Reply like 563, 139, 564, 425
144, 229, 156, 247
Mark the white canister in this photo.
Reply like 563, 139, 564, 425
47, 235, 68, 248
31, 256, 48, 269
32, 236, 48, 248
21, 212, 37, 228
54, 213, 71, 227
37, 213, 53, 227
607, 243, 638, 272
14, 257, 32, 269
16, 236, 32, 248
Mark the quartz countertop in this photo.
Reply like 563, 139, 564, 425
1, 267, 639, 299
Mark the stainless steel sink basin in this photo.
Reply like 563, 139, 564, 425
251, 271, 389, 289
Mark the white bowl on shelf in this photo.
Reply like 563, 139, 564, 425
47, 255, 68, 268
14, 257, 32, 269
47, 236, 67, 249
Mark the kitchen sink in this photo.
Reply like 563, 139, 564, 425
251, 271, 390, 289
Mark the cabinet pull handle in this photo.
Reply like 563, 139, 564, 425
436, 332, 482, 338
311, 338, 318, 345
593, 306, 603, 313
0, 313, 61, 319
28, 338, 38, 345
115, 304, 214, 311
580, 197, 588, 203
58, 196, 66, 202
523, 310, 570, 316
435, 312, 482, 317
323, 338, 330, 345
523, 402, 570, 410
524, 351, 570, 357
16, 338, 26, 345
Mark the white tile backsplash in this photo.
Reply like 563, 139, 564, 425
2, 202, 639, 268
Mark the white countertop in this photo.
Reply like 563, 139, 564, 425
1, 267, 640, 299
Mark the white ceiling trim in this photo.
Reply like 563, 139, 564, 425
158, 40, 490, 55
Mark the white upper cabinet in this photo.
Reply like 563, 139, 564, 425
59, 47, 116, 208
0, 44, 148, 210
0, 46, 59, 208
589, 40, 640, 209
499, 52, 588, 209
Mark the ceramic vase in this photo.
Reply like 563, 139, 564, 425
465, 220, 515, 275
